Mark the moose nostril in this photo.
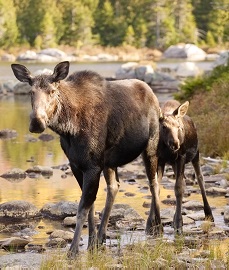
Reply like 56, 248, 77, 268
169, 141, 180, 151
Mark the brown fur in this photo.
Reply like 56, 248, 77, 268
11, 61, 162, 257
158, 100, 214, 233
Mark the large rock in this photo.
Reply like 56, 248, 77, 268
0, 168, 26, 181
115, 62, 179, 91
115, 62, 138, 79
175, 62, 202, 78
16, 50, 38, 61
39, 48, 67, 59
16, 48, 77, 62
224, 206, 229, 222
182, 200, 204, 211
135, 65, 154, 80
40, 201, 78, 219
212, 51, 228, 68
0, 129, 17, 139
163, 44, 207, 61
49, 229, 74, 242
0, 201, 41, 220
13, 82, 31, 95
26, 165, 53, 176
101, 203, 145, 230
0, 237, 31, 249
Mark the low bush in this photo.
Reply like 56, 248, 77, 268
175, 61, 229, 158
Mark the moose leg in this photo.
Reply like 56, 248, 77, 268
68, 168, 101, 257
142, 149, 162, 235
192, 152, 214, 221
70, 165, 97, 249
97, 167, 120, 245
173, 156, 185, 234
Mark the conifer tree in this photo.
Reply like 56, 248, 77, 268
0, 0, 19, 48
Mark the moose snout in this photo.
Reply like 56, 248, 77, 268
169, 140, 180, 152
29, 111, 47, 133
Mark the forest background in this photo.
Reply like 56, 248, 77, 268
0, 0, 228, 51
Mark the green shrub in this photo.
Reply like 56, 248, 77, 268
176, 61, 229, 157
176, 60, 229, 101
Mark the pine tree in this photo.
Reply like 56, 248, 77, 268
208, 0, 229, 45
22, 0, 62, 47
0, 0, 19, 48
58, 0, 98, 46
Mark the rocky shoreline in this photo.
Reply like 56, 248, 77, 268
0, 153, 229, 268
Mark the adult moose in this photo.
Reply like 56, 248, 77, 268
158, 100, 214, 234
11, 61, 162, 256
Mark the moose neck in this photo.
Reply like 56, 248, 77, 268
48, 81, 103, 136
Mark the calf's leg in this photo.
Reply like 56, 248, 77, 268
173, 156, 185, 234
97, 167, 120, 245
192, 152, 214, 221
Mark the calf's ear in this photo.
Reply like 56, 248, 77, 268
159, 108, 164, 121
11, 64, 32, 85
52, 61, 69, 82
173, 101, 189, 118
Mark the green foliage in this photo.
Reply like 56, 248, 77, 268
206, 31, 216, 47
0, 0, 227, 48
0, 0, 19, 48
176, 62, 229, 157
176, 60, 229, 100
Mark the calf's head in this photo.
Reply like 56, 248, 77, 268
159, 101, 189, 152
11, 61, 69, 133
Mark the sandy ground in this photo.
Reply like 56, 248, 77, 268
0, 252, 44, 269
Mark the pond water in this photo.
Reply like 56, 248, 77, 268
0, 61, 227, 249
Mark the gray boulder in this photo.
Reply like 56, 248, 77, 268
39, 48, 67, 59
49, 229, 74, 242
212, 51, 228, 68
0, 200, 41, 219
13, 82, 31, 95
0, 237, 31, 249
163, 44, 206, 61
40, 201, 78, 219
101, 203, 145, 230
1, 53, 16, 62
0, 129, 17, 139
175, 62, 202, 78
26, 165, 53, 176
0, 168, 26, 181
224, 206, 229, 222
16, 50, 38, 61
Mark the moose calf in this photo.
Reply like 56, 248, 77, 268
158, 100, 214, 234
11, 61, 162, 257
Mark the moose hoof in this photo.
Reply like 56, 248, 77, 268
67, 247, 79, 259
205, 215, 214, 222
174, 228, 183, 236
146, 224, 163, 236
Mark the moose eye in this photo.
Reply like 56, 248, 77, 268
49, 89, 56, 95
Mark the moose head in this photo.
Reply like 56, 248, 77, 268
11, 61, 70, 133
159, 101, 189, 152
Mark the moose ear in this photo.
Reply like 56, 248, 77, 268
173, 101, 189, 118
11, 64, 33, 85
159, 107, 164, 121
52, 61, 69, 82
